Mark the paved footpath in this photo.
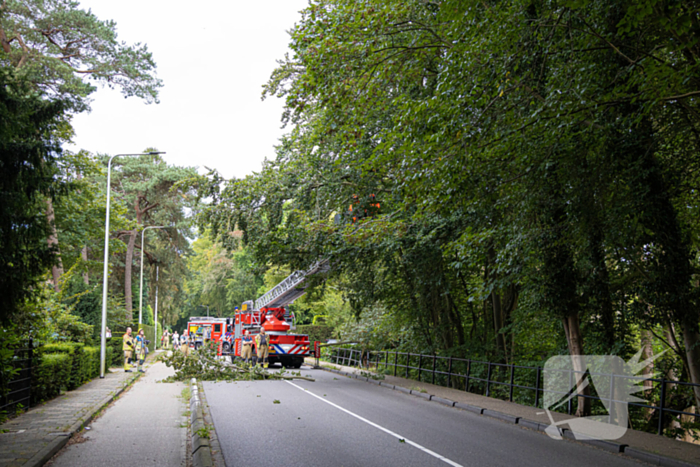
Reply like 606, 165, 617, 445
0, 365, 139, 467
311, 358, 700, 466
47, 359, 187, 467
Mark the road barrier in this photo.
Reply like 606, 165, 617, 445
328, 347, 700, 437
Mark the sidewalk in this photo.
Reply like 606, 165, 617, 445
0, 365, 140, 467
310, 358, 700, 467
47, 358, 187, 467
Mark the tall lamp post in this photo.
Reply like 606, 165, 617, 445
154, 265, 160, 350
100, 151, 165, 378
138, 226, 174, 325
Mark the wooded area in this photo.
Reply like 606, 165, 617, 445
199, 0, 700, 433
2, 0, 700, 438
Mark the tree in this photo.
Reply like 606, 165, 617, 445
106, 153, 198, 321
0, 0, 162, 112
0, 68, 66, 324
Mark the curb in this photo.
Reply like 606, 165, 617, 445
189, 378, 214, 467
314, 364, 700, 467
23, 370, 141, 467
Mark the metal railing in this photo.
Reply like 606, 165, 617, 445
0, 340, 35, 417
328, 347, 700, 437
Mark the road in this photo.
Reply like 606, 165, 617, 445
203, 366, 644, 467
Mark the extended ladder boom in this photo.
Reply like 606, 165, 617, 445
254, 259, 330, 309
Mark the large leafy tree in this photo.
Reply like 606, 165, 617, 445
0, 0, 162, 112
0, 68, 66, 324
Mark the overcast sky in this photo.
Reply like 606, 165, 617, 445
67, 0, 309, 179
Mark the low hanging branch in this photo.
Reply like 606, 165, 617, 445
161, 342, 315, 383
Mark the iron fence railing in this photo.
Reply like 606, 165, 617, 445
328, 347, 700, 437
0, 340, 35, 417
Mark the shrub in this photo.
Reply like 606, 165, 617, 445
296, 325, 333, 344
83, 346, 100, 379
33, 353, 71, 402
107, 337, 123, 367
39, 342, 87, 389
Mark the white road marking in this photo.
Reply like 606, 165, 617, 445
285, 380, 464, 467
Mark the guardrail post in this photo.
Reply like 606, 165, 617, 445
385, 351, 389, 373
432, 355, 437, 385
568, 368, 573, 415
28, 338, 33, 407
406, 353, 410, 378
535, 366, 542, 408
375, 352, 380, 371
509, 364, 515, 402
418, 354, 423, 382
486, 362, 492, 397
394, 352, 398, 377
447, 357, 453, 388
658, 378, 666, 435
465, 360, 471, 393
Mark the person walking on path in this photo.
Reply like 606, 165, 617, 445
255, 328, 269, 369
241, 330, 254, 366
172, 330, 179, 351
134, 329, 147, 372
122, 327, 134, 372
161, 330, 171, 350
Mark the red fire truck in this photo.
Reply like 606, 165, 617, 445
229, 260, 330, 368
186, 317, 228, 350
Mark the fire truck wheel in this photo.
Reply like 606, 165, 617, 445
194, 342, 202, 350
222, 342, 231, 353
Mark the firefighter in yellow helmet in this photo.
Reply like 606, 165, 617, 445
255, 328, 270, 368
122, 327, 134, 372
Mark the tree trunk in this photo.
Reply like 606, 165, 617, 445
46, 198, 64, 292
491, 291, 507, 360
124, 228, 137, 320
681, 317, 700, 409
563, 313, 591, 417
81, 246, 89, 285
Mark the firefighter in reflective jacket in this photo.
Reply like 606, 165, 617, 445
134, 329, 147, 373
255, 328, 270, 368
241, 330, 254, 365
122, 327, 134, 372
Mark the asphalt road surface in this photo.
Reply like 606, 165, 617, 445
203, 366, 644, 467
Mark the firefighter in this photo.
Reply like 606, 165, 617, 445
122, 327, 134, 372
241, 330, 253, 366
134, 329, 147, 373
255, 328, 270, 368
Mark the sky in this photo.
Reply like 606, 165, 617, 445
67, 0, 309, 180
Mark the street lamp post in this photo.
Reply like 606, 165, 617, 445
154, 265, 160, 350
138, 226, 173, 325
100, 151, 165, 378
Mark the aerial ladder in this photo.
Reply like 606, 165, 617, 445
228, 259, 330, 368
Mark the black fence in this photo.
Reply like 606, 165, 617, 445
0, 340, 35, 417
328, 347, 700, 437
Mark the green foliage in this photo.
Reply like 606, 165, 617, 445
32, 353, 71, 402
39, 342, 87, 389
0, 0, 162, 112
0, 68, 67, 325
198, 0, 700, 423
296, 325, 333, 344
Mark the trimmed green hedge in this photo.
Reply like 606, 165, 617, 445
296, 325, 333, 344
107, 337, 123, 367
33, 353, 71, 402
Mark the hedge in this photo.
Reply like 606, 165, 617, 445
38, 342, 104, 389
33, 353, 71, 402
296, 325, 333, 344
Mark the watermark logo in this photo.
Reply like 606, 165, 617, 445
541, 350, 664, 441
